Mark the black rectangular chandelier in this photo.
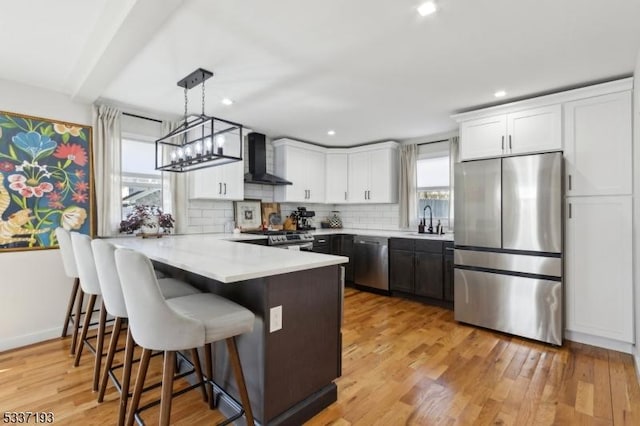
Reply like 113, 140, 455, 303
155, 68, 243, 172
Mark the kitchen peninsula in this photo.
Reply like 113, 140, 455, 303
105, 234, 348, 425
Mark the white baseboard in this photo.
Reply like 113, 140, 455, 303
0, 327, 62, 352
564, 330, 634, 354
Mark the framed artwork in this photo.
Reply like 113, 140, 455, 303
234, 199, 262, 231
0, 111, 93, 252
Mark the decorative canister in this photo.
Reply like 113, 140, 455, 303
328, 211, 343, 228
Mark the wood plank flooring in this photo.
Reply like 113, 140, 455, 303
1, 288, 640, 425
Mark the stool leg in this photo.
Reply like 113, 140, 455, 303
126, 347, 151, 426
98, 316, 122, 402
118, 326, 134, 426
61, 277, 80, 337
74, 294, 96, 366
160, 350, 176, 426
93, 301, 107, 392
190, 349, 208, 402
70, 288, 84, 355
226, 337, 254, 425
204, 343, 214, 409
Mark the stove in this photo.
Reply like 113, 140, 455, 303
243, 230, 315, 250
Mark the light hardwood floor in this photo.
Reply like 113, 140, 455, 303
2, 288, 640, 425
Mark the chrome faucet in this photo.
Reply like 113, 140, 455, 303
423, 205, 433, 234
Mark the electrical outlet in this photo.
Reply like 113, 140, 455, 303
269, 305, 283, 333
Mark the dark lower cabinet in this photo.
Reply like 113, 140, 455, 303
339, 235, 354, 283
389, 249, 414, 293
313, 236, 331, 254
415, 252, 443, 299
389, 238, 453, 309
443, 242, 454, 302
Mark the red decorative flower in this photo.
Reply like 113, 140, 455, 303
0, 161, 14, 172
72, 192, 88, 203
8, 174, 53, 198
49, 200, 65, 209
74, 180, 89, 192
74, 169, 85, 179
47, 191, 62, 202
55, 181, 66, 191
53, 143, 87, 166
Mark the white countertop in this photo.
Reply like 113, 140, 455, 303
308, 228, 454, 241
104, 234, 347, 284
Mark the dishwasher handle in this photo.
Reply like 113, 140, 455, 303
356, 240, 380, 245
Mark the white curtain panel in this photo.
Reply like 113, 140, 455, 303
448, 136, 459, 231
93, 105, 122, 236
398, 144, 418, 229
162, 121, 188, 234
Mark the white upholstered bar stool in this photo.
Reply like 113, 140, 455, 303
91, 239, 203, 426
115, 248, 256, 426
70, 231, 110, 392
55, 227, 84, 354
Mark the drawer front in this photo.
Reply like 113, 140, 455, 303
415, 239, 443, 254
389, 238, 414, 251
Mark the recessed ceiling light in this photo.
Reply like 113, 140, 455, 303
221, 98, 233, 106
417, 1, 438, 17
327, 130, 336, 136
494, 90, 507, 98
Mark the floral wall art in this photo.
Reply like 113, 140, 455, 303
0, 111, 93, 251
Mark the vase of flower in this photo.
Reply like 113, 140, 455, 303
119, 205, 175, 237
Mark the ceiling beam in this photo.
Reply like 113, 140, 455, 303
68, 0, 184, 103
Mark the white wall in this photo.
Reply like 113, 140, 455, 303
0, 78, 91, 351
633, 51, 640, 372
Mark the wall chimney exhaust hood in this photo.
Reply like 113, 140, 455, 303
244, 132, 292, 185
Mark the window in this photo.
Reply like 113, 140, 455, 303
416, 142, 450, 227
121, 138, 163, 219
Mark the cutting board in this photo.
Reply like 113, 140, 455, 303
261, 202, 283, 230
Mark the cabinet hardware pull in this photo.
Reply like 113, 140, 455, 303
224, 183, 227, 195
568, 203, 572, 219
364, 190, 367, 200
308, 189, 311, 199
508, 135, 512, 150
219, 182, 222, 194
345, 191, 347, 200
568, 174, 572, 191
501, 136, 505, 151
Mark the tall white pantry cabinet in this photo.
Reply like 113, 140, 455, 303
454, 78, 634, 352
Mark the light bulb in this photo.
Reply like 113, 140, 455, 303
177, 148, 184, 159
170, 150, 177, 162
185, 146, 192, 158
216, 135, 225, 148
195, 141, 203, 155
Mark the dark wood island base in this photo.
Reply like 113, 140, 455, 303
153, 261, 343, 425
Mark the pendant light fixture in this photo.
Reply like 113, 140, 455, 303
155, 68, 243, 172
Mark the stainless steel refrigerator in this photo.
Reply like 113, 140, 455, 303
454, 152, 563, 345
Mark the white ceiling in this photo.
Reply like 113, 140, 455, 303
2, 0, 640, 146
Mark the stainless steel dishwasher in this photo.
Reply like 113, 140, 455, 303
354, 236, 389, 291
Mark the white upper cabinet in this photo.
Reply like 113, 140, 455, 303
273, 139, 326, 203
325, 152, 349, 203
347, 143, 398, 203
189, 160, 245, 200
564, 91, 632, 196
459, 115, 506, 160
458, 105, 561, 161
507, 105, 561, 155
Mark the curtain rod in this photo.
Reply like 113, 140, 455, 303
122, 111, 162, 124
417, 139, 449, 146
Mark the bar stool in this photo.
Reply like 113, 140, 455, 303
55, 227, 83, 354
91, 239, 203, 426
70, 231, 111, 392
114, 248, 256, 426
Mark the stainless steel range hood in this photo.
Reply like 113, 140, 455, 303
244, 132, 292, 185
